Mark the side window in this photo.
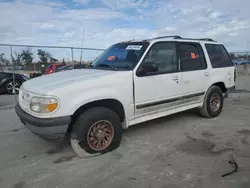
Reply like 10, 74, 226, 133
138, 42, 178, 75
179, 43, 207, 71
205, 44, 233, 68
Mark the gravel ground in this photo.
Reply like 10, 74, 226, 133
0, 76, 250, 188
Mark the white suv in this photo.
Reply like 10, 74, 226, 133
15, 36, 236, 157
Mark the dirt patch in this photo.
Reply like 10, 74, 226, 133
202, 131, 216, 138
46, 147, 65, 154
11, 127, 26, 132
237, 129, 250, 135
12, 181, 26, 188
176, 136, 234, 156
232, 89, 250, 93
46, 141, 69, 154
53, 155, 76, 164
128, 177, 136, 181
241, 136, 249, 145
111, 151, 124, 160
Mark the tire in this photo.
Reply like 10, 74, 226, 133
70, 107, 123, 158
199, 86, 224, 118
4, 80, 22, 94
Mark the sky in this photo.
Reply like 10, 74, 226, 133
0, 0, 250, 53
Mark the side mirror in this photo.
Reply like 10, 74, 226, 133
137, 63, 158, 76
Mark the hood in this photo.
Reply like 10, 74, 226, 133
22, 68, 119, 94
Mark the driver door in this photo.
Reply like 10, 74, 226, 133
133, 42, 182, 121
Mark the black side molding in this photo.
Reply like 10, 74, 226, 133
136, 92, 205, 109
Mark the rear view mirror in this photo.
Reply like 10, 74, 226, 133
137, 63, 158, 76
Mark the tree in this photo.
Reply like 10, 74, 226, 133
237, 53, 249, 60
0, 53, 10, 66
37, 49, 48, 64
37, 49, 56, 64
229, 53, 236, 59
11, 52, 22, 66
50, 57, 58, 63
21, 49, 33, 65
62, 58, 66, 65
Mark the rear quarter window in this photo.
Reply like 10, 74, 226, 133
205, 44, 233, 68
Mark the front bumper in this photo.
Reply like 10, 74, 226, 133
15, 103, 71, 142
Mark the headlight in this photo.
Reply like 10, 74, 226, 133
30, 97, 58, 113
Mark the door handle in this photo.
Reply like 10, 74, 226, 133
204, 72, 209, 76
172, 76, 179, 81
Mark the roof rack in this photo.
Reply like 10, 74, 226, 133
152, 35, 182, 40
179, 37, 216, 42
151, 35, 216, 42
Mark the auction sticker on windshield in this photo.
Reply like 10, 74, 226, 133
126, 45, 143, 50
108, 56, 115, 60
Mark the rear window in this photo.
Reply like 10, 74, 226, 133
205, 44, 233, 68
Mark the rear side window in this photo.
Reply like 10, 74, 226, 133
179, 43, 207, 71
205, 44, 233, 68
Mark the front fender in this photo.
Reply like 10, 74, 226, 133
69, 88, 127, 115
55, 86, 134, 123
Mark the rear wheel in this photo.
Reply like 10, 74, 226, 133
200, 86, 224, 118
70, 107, 123, 158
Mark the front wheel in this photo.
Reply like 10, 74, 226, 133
199, 86, 224, 118
70, 107, 123, 158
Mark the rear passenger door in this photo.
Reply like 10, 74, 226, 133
178, 42, 210, 105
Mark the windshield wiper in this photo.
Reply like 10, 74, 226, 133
95, 64, 118, 71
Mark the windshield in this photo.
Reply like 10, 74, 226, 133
91, 42, 149, 70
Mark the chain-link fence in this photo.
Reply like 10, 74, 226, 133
0, 44, 105, 108
230, 52, 250, 76
1, 43, 250, 109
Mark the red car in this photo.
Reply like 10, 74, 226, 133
44, 64, 65, 75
